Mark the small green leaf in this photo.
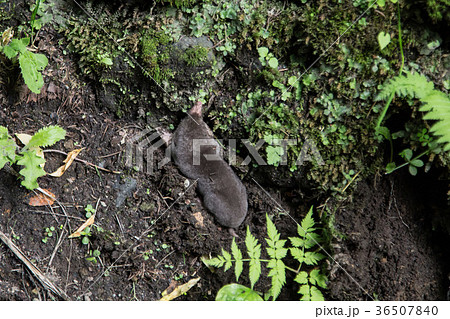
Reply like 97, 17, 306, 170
0, 127, 17, 169
385, 162, 396, 174
305, 251, 326, 265
408, 165, 418, 176
268, 57, 278, 69
288, 76, 298, 87
309, 269, 327, 289
294, 271, 308, 284
257, 47, 268, 58
10, 38, 29, 54
100, 57, 113, 65
410, 158, 424, 167
298, 285, 311, 301
215, 284, 263, 301
222, 248, 232, 272
3, 45, 18, 59
377, 32, 391, 50
310, 286, 325, 301
18, 50, 48, 94
16, 150, 46, 190
266, 145, 283, 166
28, 125, 66, 148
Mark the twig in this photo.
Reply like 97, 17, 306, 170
43, 149, 121, 174
0, 229, 70, 300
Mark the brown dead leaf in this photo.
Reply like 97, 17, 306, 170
48, 149, 83, 177
160, 277, 201, 301
28, 189, 56, 206
68, 214, 95, 238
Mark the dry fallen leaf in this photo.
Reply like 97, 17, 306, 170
192, 212, 204, 228
48, 149, 83, 177
68, 214, 95, 238
160, 277, 201, 301
28, 189, 56, 206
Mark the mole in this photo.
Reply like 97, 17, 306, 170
171, 101, 248, 231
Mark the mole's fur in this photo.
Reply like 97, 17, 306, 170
172, 102, 248, 228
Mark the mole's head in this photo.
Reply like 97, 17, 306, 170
188, 101, 203, 118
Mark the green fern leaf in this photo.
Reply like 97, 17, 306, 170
245, 226, 261, 289
203, 256, 225, 268
294, 271, 308, 284
290, 247, 304, 263
266, 214, 281, 242
16, 150, 46, 190
310, 286, 325, 301
304, 251, 326, 265
298, 284, 312, 301
0, 126, 17, 169
309, 269, 328, 289
222, 248, 232, 272
289, 232, 322, 250
267, 259, 286, 300
420, 91, 450, 151
297, 207, 316, 238
27, 125, 66, 148
231, 238, 243, 282
376, 72, 435, 101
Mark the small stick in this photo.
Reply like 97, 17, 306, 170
43, 149, 121, 174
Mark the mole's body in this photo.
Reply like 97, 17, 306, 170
172, 102, 248, 229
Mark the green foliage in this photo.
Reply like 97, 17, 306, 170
0, 126, 17, 170
42, 226, 55, 244
0, 37, 48, 94
423, 0, 450, 22
377, 71, 450, 152
27, 125, 66, 148
16, 150, 46, 190
0, 125, 66, 190
181, 45, 209, 67
140, 29, 173, 83
203, 207, 328, 301
215, 284, 263, 301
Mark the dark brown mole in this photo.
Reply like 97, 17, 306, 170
172, 101, 248, 229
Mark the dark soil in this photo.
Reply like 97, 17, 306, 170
1, 1, 450, 301
328, 173, 450, 300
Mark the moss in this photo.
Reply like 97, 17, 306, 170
424, 0, 450, 22
139, 29, 174, 84
181, 45, 209, 67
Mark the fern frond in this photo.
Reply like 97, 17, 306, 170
377, 72, 450, 151
231, 238, 243, 282
267, 259, 286, 300
420, 91, 450, 151
376, 72, 434, 101
245, 226, 261, 289
265, 215, 288, 300
221, 248, 232, 272
202, 255, 226, 268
